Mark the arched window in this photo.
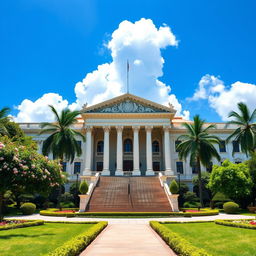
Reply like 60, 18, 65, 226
124, 138, 133, 153
152, 140, 160, 153
97, 141, 104, 153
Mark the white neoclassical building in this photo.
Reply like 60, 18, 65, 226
20, 93, 248, 188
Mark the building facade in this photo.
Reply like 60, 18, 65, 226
20, 93, 248, 189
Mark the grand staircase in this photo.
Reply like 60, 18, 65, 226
86, 176, 172, 212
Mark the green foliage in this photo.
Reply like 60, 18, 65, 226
208, 160, 253, 201
40, 208, 219, 217
177, 115, 221, 207
215, 219, 256, 230
178, 183, 189, 207
20, 202, 36, 215
247, 152, 256, 205
184, 191, 199, 203
226, 102, 256, 155
193, 172, 212, 203
79, 181, 89, 194
0, 107, 10, 136
223, 202, 239, 214
169, 180, 179, 194
59, 202, 75, 208
0, 220, 44, 231
183, 202, 201, 208
60, 192, 73, 203
40, 105, 85, 163
150, 221, 211, 256
212, 192, 230, 202
45, 222, 107, 256
0, 136, 65, 220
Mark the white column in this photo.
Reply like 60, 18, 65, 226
146, 126, 154, 176
132, 126, 141, 176
83, 126, 93, 175
102, 126, 110, 175
163, 125, 174, 176
115, 126, 123, 176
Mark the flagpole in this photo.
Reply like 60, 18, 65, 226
127, 60, 129, 94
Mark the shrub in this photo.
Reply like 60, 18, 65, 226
223, 202, 239, 214
59, 202, 75, 208
150, 221, 211, 256
45, 222, 107, 256
20, 202, 36, 215
0, 220, 44, 231
169, 180, 179, 194
215, 219, 256, 230
60, 192, 74, 203
183, 202, 201, 208
79, 181, 89, 194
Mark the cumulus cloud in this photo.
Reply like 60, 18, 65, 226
15, 18, 190, 122
190, 74, 256, 121
15, 93, 69, 122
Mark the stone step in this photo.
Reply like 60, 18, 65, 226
87, 176, 172, 212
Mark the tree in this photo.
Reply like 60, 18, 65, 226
40, 105, 85, 163
0, 136, 65, 221
226, 102, 256, 156
0, 107, 10, 136
39, 105, 85, 208
177, 115, 221, 207
247, 153, 256, 206
208, 160, 253, 205
192, 172, 212, 205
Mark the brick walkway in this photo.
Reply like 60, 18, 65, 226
80, 224, 176, 256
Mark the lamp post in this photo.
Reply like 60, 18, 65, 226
177, 171, 181, 193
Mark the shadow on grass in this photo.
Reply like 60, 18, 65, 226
0, 233, 55, 240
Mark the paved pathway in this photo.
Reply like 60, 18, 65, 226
7, 213, 254, 255
7, 213, 254, 224
80, 224, 176, 256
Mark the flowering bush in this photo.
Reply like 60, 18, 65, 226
0, 136, 66, 221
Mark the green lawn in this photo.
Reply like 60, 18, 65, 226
164, 222, 256, 256
0, 222, 94, 256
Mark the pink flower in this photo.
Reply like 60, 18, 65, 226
31, 164, 36, 169
0, 142, 5, 149
3, 165, 7, 169
0, 157, 4, 161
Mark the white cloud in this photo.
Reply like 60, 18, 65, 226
15, 93, 69, 122
15, 18, 189, 122
191, 75, 256, 121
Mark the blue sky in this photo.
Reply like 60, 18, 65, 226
1, 0, 256, 122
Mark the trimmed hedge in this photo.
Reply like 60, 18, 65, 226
150, 221, 211, 256
40, 208, 219, 218
215, 219, 256, 230
20, 202, 36, 215
0, 219, 44, 231
223, 202, 239, 214
44, 221, 107, 256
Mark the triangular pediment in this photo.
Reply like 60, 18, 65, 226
82, 93, 176, 114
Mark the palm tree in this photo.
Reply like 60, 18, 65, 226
0, 107, 10, 136
226, 102, 256, 156
177, 115, 221, 207
40, 105, 85, 163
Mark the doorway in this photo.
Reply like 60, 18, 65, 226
123, 160, 133, 173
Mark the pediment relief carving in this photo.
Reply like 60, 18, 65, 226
86, 99, 170, 113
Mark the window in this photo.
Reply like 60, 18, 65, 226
233, 141, 240, 152
206, 162, 213, 172
77, 140, 82, 147
62, 162, 67, 172
152, 140, 160, 153
192, 162, 198, 174
219, 141, 226, 152
175, 140, 181, 152
124, 139, 133, 153
96, 162, 103, 172
74, 162, 81, 174
176, 161, 184, 174
97, 141, 104, 153
153, 162, 160, 172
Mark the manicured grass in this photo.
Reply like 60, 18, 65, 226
163, 222, 256, 256
0, 222, 94, 256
